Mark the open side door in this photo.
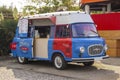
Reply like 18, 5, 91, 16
18, 38, 33, 58
17, 18, 34, 58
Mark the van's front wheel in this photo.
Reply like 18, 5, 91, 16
17, 57, 28, 64
53, 54, 67, 70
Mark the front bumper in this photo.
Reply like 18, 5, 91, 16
72, 55, 109, 62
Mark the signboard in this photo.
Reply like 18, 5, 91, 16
18, 18, 28, 34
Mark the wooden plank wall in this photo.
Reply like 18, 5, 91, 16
98, 30, 120, 57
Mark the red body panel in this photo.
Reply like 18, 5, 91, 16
91, 13, 120, 30
53, 38, 72, 58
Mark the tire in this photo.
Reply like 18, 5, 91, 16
17, 57, 28, 64
83, 61, 94, 66
53, 54, 67, 70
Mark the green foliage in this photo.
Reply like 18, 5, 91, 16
0, 12, 4, 22
0, 6, 12, 13
1, 19, 17, 29
0, 19, 17, 56
0, 6, 18, 56
23, 5, 38, 15
13, 7, 18, 20
22, 0, 80, 15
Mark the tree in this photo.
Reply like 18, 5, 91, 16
0, 12, 4, 22
52, 0, 60, 11
23, 5, 38, 15
13, 7, 18, 20
0, 6, 17, 56
22, 0, 80, 15
0, 6, 13, 19
0, 6, 12, 13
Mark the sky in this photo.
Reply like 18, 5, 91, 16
0, 0, 27, 12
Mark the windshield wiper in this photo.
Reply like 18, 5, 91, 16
90, 29, 98, 34
83, 30, 99, 38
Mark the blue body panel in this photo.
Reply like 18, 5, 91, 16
48, 38, 54, 60
12, 37, 106, 61
72, 37, 106, 58
19, 33, 28, 38
12, 38, 33, 58
11, 27, 106, 62
18, 38, 33, 58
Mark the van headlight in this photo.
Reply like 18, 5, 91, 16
80, 47, 85, 53
104, 44, 108, 51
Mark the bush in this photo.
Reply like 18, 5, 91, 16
0, 19, 17, 56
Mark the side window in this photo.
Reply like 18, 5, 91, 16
56, 25, 70, 38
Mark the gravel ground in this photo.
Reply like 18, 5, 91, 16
0, 67, 78, 80
13, 69, 78, 80
0, 67, 19, 80
0, 56, 78, 80
0, 56, 120, 80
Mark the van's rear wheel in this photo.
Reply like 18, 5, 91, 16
17, 57, 28, 64
83, 61, 94, 66
53, 54, 67, 70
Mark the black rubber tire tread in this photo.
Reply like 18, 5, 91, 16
17, 57, 28, 64
53, 54, 67, 70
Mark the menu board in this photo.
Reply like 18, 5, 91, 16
18, 18, 28, 34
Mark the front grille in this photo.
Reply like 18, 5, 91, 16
88, 44, 103, 56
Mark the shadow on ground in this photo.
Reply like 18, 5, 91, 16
0, 57, 119, 80
12, 60, 119, 80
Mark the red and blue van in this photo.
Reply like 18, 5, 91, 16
10, 11, 108, 69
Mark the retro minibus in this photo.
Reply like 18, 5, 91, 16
10, 11, 108, 69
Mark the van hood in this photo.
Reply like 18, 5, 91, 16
72, 37, 106, 58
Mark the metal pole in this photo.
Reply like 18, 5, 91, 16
107, 3, 111, 13
85, 4, 90, 14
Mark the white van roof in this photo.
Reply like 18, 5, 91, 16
22, 11, 85, 19
19, 11, 93, 25
18, 11, 94, 34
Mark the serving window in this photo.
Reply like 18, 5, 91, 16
28, 18, 54, 38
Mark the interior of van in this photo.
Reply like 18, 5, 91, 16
28, 19, 53, 58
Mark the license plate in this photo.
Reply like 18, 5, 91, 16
94, 57, 103, 61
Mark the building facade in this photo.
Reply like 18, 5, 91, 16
80, 0, 120, 57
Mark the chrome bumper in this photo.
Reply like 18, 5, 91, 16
72, 55, 109, 62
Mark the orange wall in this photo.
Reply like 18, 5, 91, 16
81, 0, 106, 4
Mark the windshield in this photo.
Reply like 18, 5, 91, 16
72, 23, 99, 38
